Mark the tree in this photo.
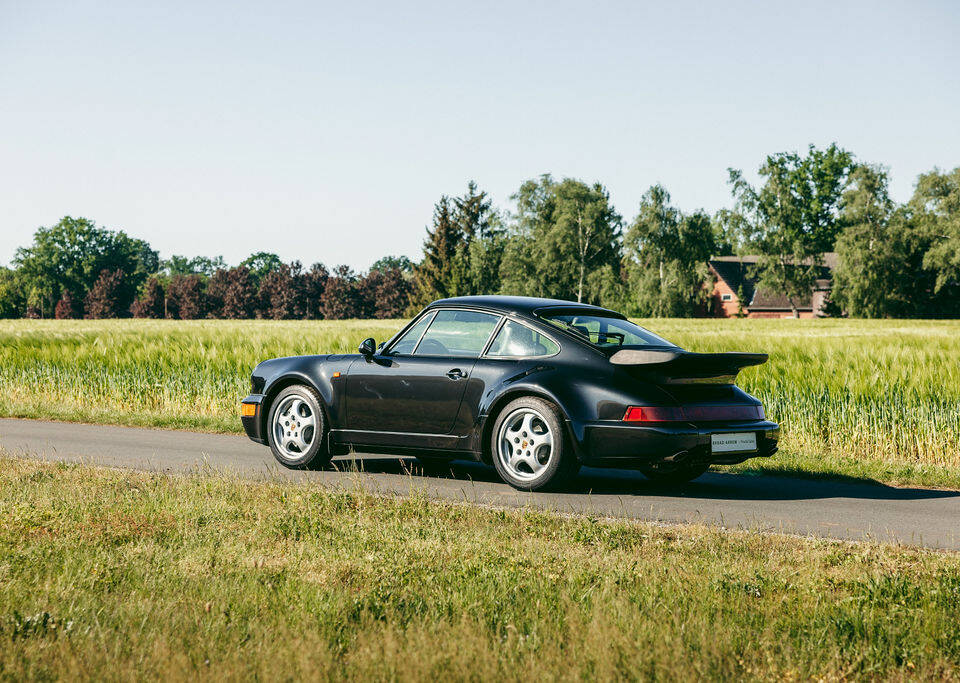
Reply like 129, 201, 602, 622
204, 269, 230, 318
832, 165, 905, 317
501, 175, 621, 303
14, 216, 158, 317
84, 269, 127, 319
0, 268, 25, 318
302, 263, 329, 319
260, 261, 308, 320
322, 265, 366, 319
54, 290, 80, 319
131, 277, 165, 318
166, 274, 205, 319
914, 167, 960, 296
240, 252, 284, 284
222, 267, 259, 318
370, 255, 413, 274
163, 254, 225, 277
622, 185, 716, 317
362, 266, 413, 318
727, 144, 856, 316
413, 197, 461, 305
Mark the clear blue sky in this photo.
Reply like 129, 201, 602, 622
1, 0, 958, 271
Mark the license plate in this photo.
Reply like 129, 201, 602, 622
711, 432, 757, 453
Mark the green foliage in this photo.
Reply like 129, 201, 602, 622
162, 254, 225, 277
13, 216, 158, 317
914, 167, 960, 293
239, 252, 284, 283
622, 185, 715, 316
369, 254, 413, 273
727, 145, 856, 315
0, 267, 25, 318
412, 196, 460, 306
833, 166, 915, 317
413, 181, 503, 305
501, 175, 621, 303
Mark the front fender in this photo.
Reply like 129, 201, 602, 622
252, 354, 357, 435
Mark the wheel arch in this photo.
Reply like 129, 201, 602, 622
259, 373, 331, 439
478, 386, 574, 465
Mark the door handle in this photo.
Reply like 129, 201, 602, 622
446, 368, 466, 380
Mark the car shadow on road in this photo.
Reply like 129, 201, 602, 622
330, 455, 960, 503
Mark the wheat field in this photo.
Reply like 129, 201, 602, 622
1, 318, 958, 487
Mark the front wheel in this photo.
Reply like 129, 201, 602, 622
490, 397, 578, 492
267, 385, 331, 469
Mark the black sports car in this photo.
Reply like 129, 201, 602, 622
241, 296, 779, 490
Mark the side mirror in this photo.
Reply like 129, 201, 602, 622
358, 337, 376, 357
377, 341, 386, 352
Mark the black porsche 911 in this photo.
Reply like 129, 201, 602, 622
240, 295, 779, 491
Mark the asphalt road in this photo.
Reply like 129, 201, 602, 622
2, 418, 959, 550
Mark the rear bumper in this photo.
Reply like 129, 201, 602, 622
240, 394, 267, 444
570, 419, 780, 468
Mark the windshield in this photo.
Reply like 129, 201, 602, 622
539, 311, 676, 349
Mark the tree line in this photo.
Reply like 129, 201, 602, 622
1, 145, 958, 320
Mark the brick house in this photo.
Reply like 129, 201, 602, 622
708, 253, 837, 318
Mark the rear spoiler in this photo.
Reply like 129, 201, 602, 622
609, 349, 767, 385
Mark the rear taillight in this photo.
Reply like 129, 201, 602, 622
622, 406, 685, 422
622, 405, 764, 422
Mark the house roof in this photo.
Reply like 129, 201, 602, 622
709, 253, 837, 311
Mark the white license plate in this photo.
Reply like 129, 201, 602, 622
711, 432, 757, 453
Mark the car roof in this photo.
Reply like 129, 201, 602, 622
426, 295, 619, 318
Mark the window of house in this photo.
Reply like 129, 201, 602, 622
721, 293, 733, 302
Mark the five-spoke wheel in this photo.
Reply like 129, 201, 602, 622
266, 385, 331, 469
490, 396, 577, 491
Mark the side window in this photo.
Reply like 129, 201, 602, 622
389, 312, 435, 355
486, 320, 560, 358
413, 310, 501, 358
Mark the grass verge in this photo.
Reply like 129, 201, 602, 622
2, 457, 960, 680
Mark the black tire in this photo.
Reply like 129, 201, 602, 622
489, 396, 578, 492
266, 385, 331, 470
640, 462, 710, 485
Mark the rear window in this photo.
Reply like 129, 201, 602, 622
486, 320, 559, 358
539, 312, 675, 349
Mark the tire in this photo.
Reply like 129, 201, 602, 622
640, 462, 710, 485
490, 396, 578, 491
266, 385, 331, 469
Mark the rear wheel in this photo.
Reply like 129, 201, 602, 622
490, 397, 578, 491
267, 385, 331, 469
640, 462, 710, 485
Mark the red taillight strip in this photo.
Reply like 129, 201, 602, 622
622, 405, 764, 422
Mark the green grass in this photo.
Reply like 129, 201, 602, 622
0, 318, 958, 488
1, 458, 959, 680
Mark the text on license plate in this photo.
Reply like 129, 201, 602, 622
711, 432, 757, 453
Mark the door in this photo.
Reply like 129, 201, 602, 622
344, 309, 501, 436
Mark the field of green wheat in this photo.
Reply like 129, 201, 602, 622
1, 318, 958, 487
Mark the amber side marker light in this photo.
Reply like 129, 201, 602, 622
241, 403, 257, 417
